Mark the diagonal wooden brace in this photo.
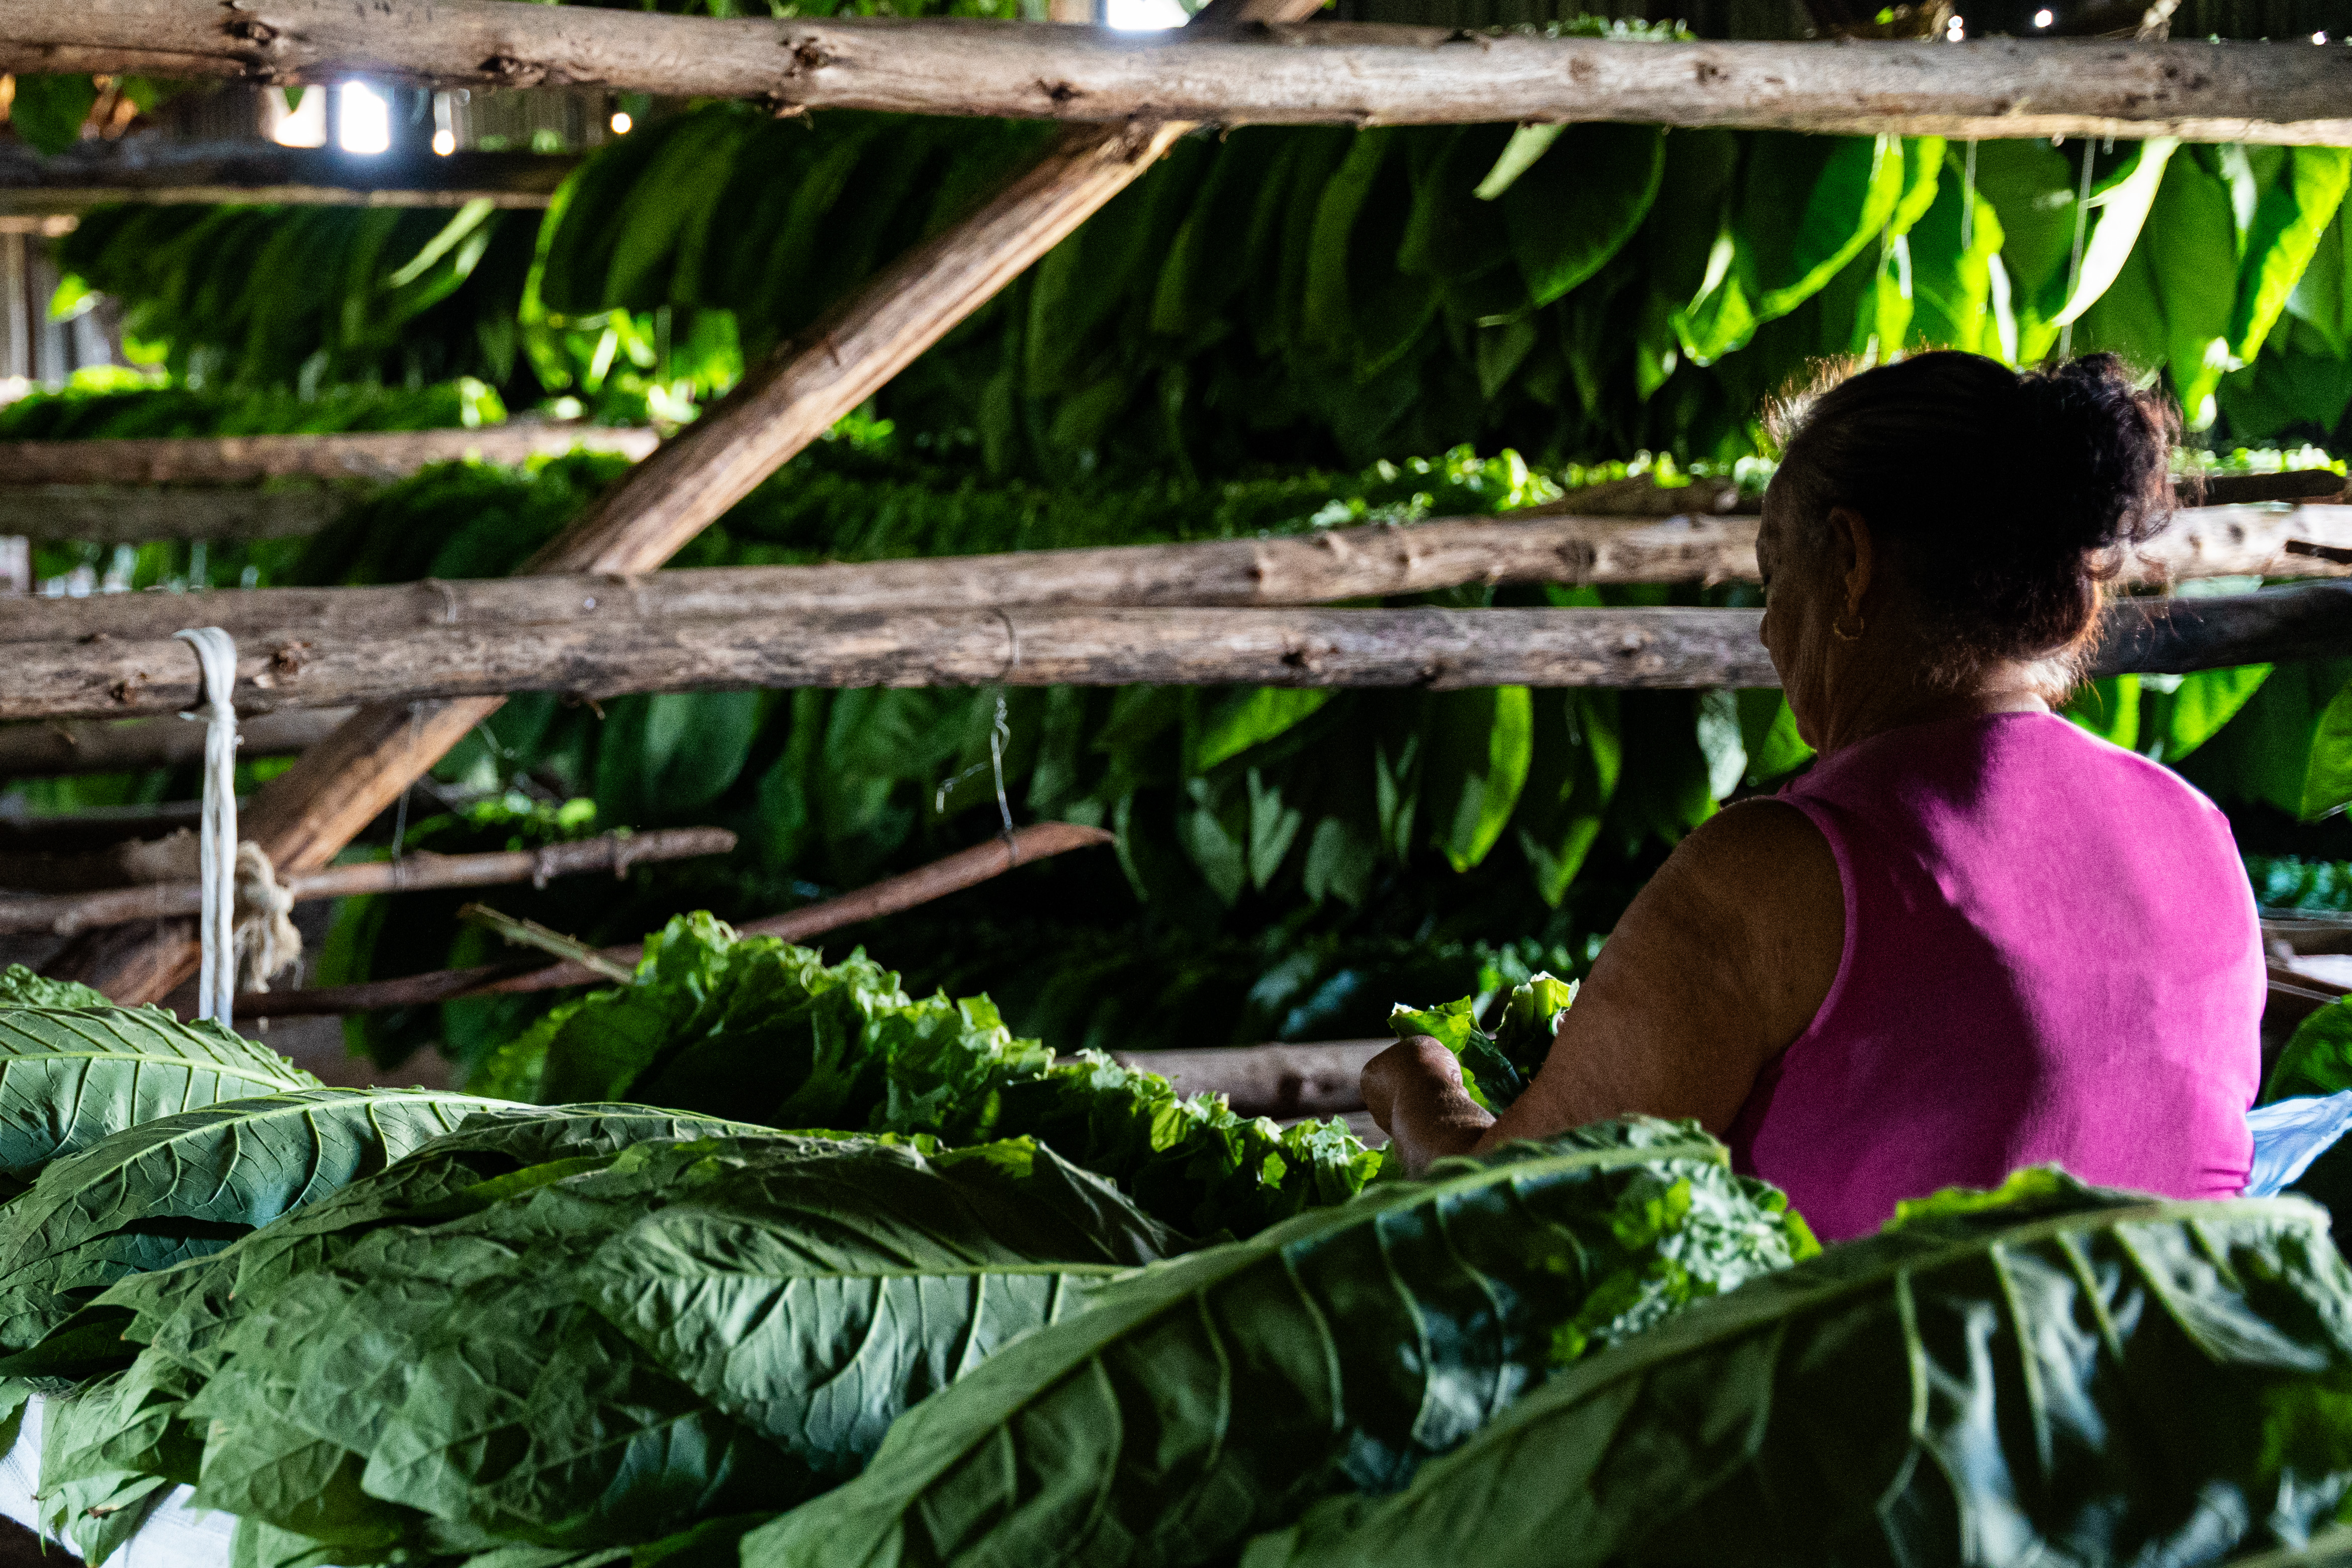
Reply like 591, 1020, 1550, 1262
52, 0, 1324, 1004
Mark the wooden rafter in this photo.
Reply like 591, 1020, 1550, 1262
0, 425, 656, 486
6, 2, 2350, 143
8, 504, 2345, 651
5, 588, 2339, 722
0, 139, 579, 213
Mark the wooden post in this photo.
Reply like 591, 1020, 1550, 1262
53, 0, 1322, 1002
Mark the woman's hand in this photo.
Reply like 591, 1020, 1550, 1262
1361, 1037, 1494, 1176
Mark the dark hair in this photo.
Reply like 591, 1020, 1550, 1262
1766, 350, 2178, 671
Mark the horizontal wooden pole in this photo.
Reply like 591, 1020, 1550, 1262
8, 584, 2342, 720
235, 820, 1113, 1016
0, 139, 579, 213
3, 4, 2349, 143
1110, 1040, 1386, 1118
0, 826, 736, 937
0, 483, 348, 543
13, 502, 2350, 651
0, 708, 350, 779
0, 425, 657, 487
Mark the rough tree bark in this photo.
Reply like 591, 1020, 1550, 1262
4, 2, 2349, 143
0, 426, 655, 486
0, 140, 579, 212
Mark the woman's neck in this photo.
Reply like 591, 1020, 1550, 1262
1811, 664, 2052, 758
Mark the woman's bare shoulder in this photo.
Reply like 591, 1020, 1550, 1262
1640, 798, 1843, 1040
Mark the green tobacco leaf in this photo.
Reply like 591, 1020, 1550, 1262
742, 1123, 1814, 1568
1426, 686, 1533, 873
2162, 663, 2272, 762
0, 994, 318, 1185
2062, 673, 2141, 748
195, 1136, 1170, 1553
2304, 677, 2352, 819
1733, 689, 1813, 786
1255, 1172, 2352, 1568
2266, 997, 2352, 1103
1499, 125, 1663, 307
37, 1354, 204, 1563
2050, 139, 2178, 329
10, 76, 99, 156
2153, 153, 2246, 427
0, 1088, 501, 1352
1192, 688, 1331, 774
1471, 124, 1565, 201
2235, 146, 2352, 364
584, 1139, 1173, 1473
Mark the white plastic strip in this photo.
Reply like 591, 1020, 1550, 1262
173, 627, 240, 1030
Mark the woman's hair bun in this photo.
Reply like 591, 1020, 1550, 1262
1767, 349, 2182, 672
2009, 351, 2176, 558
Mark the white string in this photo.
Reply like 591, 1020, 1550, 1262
932, 692, 1015, 836
173, 627, 240, 1028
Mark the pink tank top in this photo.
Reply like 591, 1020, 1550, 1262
1728, 711, 2262, 1240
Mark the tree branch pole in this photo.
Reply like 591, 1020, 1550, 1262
0, 709, 351, 780
9, 587, 2342, 722
5, 2, 2351, 143
0, 827, 736, 938
11, 503, 2347, 654
56, 0, 1321, 1004
0, 425, 656, 487
0, 140, 579, 213
234, 821, 1114, 1018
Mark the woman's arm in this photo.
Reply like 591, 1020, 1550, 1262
1364, 799, 1843, 1172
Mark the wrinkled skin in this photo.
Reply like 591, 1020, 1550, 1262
1365, 483, 2059, 1174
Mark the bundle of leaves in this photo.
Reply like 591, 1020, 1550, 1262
1389, 971, 1577, 1112
467, 912, 1381, 1239
747, 1119, 1814, 1568
25, 1120, 1175, 1567
1246, 1169, 2352, 1568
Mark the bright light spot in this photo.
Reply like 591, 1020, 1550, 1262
270, 88, 326, 148
1107, 0, 1185, 29
2316, 29, 2330, 41
430, 127, 456, 156
2031, 7, 2052, 24
609, 111, 633, 135
1945, 13, 1963, 37
339, 80, 391, 154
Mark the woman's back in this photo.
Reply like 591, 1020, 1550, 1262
1731, 711, 2263, 1238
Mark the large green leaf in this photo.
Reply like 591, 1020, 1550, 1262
2234, 146, 2352, 363
2160, 664, 2274, 763
2153, 153, 2248, 427
1499, 125, 1664, 308
185, 1135, 1173, 1554
2303, 678, 2352, 820
0, 1088, 501, 1352
2050, 139, 2178, 331
742, 1122, 1815, 1568
1254, 1171, 2352, 1568
0, 993, 318, 1186
583, 1138, 1172, 1472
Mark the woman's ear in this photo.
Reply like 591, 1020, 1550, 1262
1826, 505, 1875, 614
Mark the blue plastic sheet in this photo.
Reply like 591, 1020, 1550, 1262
2245, 1091, 2352, 1197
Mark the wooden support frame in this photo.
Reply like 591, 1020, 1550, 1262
4, 588, 2337, 721
49, 0, 1322, 1003
0, 426, 657, 487
0, 140, 579, 213
7, 504, 2345, 653
8, 2, 2352, 143
0, 826, 736, 937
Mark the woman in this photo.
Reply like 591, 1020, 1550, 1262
1363, 351, 2265, 1239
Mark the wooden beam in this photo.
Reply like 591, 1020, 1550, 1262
6, 3, 2350, 143
12, 586, 2344, 721
0, 425, 657, 487
0, 826, 736, 937
14, 501, 2352, 653
0, 483, 348, 543
0, 708, 350, 779
233, 821, 1114, 1017
57, 0, 1320, 1004
1110, 1040, 1386, 1119
0, 139, 579, 213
